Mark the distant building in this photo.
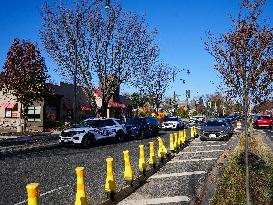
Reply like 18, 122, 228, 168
0, 82, 131, 132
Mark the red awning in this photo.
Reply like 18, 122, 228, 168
1, 102, 16, 109
64, 103, 73, 110
80, 105, 91, 111
108, 100, 127, 109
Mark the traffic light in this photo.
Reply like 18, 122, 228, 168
186, 90, 190, 98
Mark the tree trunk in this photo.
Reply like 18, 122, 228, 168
101, 99, 108, 118
21, 103, 27, 132
243, 88, 250, 205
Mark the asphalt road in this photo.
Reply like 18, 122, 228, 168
0, 130, 186, 205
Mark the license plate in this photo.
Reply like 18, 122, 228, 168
209, 134, 216, 138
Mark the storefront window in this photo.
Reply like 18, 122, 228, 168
5, 107, 18, 118
27, 106, 41, 122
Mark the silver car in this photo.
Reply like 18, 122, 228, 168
200, 118, 233, 141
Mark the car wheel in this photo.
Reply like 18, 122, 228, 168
82, 135, 94, 149
116, 130, 125, 142
154, 128, 159, 137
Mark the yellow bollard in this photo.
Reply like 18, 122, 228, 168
138, 145, 146, 175
149, 142, 156, 168
194, 127, 198, 137
180, 130, 184, 145
184, 129, 187, 142
105, 157, 116, 199
26, 183, 40, 205
75, 167, 88, 205
157, 137, 167, 160
174, 133, 178, 151
177, 132, 181, 147
123, 150, 133, 185
161, 138, 168, 155
178, 131, 182, 147
169, 134, 175, 152
191, 127, 195, 138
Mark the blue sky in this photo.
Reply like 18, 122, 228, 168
1, 0, 273, 100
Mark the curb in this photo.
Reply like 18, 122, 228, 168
191, 134, 240, 205
0, 134, 59, 147
0, 142, 61, 157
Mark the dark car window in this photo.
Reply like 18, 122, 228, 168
104, 119, 116, 126
164, 117, 178, 121
127, 118, 144, 125
98, 120, 105, 127
147, 117, 159, 126
205, 121, 226, 126
257, 116, 270, 120
76, 120, 99, 128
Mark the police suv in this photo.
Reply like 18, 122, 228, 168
161, 116, 184, 130
59, 118, 127, 148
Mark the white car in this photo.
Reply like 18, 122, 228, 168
161, 116, 184, 130
59, 118, 127, 148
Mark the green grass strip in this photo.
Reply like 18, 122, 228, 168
211, 135, 273, 205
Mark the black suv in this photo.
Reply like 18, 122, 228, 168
125, 117, 159, 139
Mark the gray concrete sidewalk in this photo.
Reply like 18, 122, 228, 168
117, 136, 238, 205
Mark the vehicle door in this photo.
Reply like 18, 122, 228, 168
100, 119, 117, 138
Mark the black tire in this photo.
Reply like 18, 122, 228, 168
116, 130, 125, 142
81, 135, 94, 149
153, 128, 159, 137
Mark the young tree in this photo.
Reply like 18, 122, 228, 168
139, 63, 176, 113
0, 38, 50, 130
205, 0, 273, 203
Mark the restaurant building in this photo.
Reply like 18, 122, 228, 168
0, 82, 131, 132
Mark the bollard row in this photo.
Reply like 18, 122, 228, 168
25, 127, 198, 205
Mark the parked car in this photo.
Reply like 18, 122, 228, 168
125, 116, 159, 139
224, 118, 235, 129
161, 116, 185, 130
253, 115, 273, 129
226, 114, 242, 123
189, 116, 206, 124
200, 118, 233, 141
59, 118, 127, 148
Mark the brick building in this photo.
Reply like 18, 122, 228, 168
0, 82, 131, 132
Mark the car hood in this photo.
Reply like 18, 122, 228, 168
201, 126, 227, 132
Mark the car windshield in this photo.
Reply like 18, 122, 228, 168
76, 120, 99, 128
257, 116, 270, 119
205, 120, 226, 126
164, 117, 178, 121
